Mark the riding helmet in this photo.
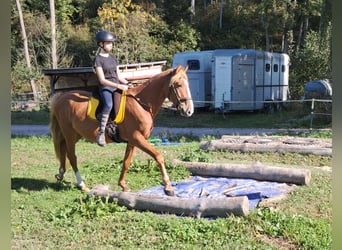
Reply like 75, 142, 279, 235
95, 30, 116, 45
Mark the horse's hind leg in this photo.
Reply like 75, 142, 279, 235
62, 129, 90, 192
55, 140, 67, 182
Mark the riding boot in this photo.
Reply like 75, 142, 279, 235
96, 113, 110, 147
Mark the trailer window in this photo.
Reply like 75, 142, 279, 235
265, 63, 271, 72
187, 60, 200, 70
281, 65, 286, 72
273, 64, 279, 72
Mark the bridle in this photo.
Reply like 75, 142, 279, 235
169, 72, 192, 111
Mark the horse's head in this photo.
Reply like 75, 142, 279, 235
169, 65, 194, 117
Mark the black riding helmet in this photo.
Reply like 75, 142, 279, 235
95, 30, 115, 46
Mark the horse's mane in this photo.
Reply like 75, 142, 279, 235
128, 68, 174, 95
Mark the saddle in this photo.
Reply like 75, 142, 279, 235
87, 91, 127, 143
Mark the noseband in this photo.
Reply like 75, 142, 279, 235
169, 74, 192, 110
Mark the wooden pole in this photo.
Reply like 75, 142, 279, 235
88, 184, 250, 217
174, 160, 311, 185
200, 139, 331, 156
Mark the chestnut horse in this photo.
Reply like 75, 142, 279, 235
49, 65, 193, 196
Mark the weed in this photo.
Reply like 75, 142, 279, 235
179, 147, 210, 162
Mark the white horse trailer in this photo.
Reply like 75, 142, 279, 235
212, 49, 290, 111
172, 49, 290, 111
172, 51, 214, 108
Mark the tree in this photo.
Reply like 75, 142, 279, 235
49, 0, 57, 69
289, 24, 332, 99
15, 0, 38, 101
97, 0, 199, 64
9, 0, 331, 100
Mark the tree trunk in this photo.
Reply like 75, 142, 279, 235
49, 0, 57, 69
15, 0, 38, 101
200, 136, 332, 156
190, 0, 195, 23
260, 15, 270, 51
219, 0, 223, 30
302, 16, 309, 47
88, 184, 250, 217
174, 160, 311, 185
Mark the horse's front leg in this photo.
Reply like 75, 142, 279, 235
155, 154, 174, 196
134, 137, 174, 196
118, 144, 136, 192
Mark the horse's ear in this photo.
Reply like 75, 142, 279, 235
184, 65, 189, 72
175, 64, 182, 74
174, 64, 188, 75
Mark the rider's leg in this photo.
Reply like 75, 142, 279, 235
96, 89, 113, 147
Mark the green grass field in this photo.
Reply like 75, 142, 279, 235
11, 135, 331, 249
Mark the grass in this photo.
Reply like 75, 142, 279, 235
11, 102, 332, 130
11, 135, 332, 249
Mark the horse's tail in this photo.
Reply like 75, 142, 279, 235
49, 94, 65, 162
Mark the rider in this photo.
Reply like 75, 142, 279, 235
94, 30, 130, 147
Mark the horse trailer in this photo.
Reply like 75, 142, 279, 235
172, 49, 290, 112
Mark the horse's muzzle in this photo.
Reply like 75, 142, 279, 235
179, 100, 194, 117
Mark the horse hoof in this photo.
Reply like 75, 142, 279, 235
122, 186, 131, 192
119, 183, 131, 192
78, 186, 90, 193
55, 174, 63, 182
164, 188, 175, 196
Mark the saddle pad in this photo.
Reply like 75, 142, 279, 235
87, 96, 99, 120
87, 91, 127, 123
114, 90, 127, 124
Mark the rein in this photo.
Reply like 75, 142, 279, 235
126, 94, 152, 114
125, 67, 192, 115
126, 93, 153, 115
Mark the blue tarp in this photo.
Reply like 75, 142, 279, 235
139, 176, 296, 210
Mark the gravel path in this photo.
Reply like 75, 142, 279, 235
11, 124, 327, 138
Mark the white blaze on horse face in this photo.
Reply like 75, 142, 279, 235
183, 78, 194, 116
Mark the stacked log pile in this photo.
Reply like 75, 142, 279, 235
200, 135, 332, 156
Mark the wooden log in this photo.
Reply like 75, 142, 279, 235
88, 184, 249, 218
200, 139, 332, 156
174, 160, 311, 185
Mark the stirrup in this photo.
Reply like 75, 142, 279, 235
96, 131, 106, 147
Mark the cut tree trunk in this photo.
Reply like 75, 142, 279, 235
173, 160, 311, 185
88, 184, 250, 217
200, 135, 332, 156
